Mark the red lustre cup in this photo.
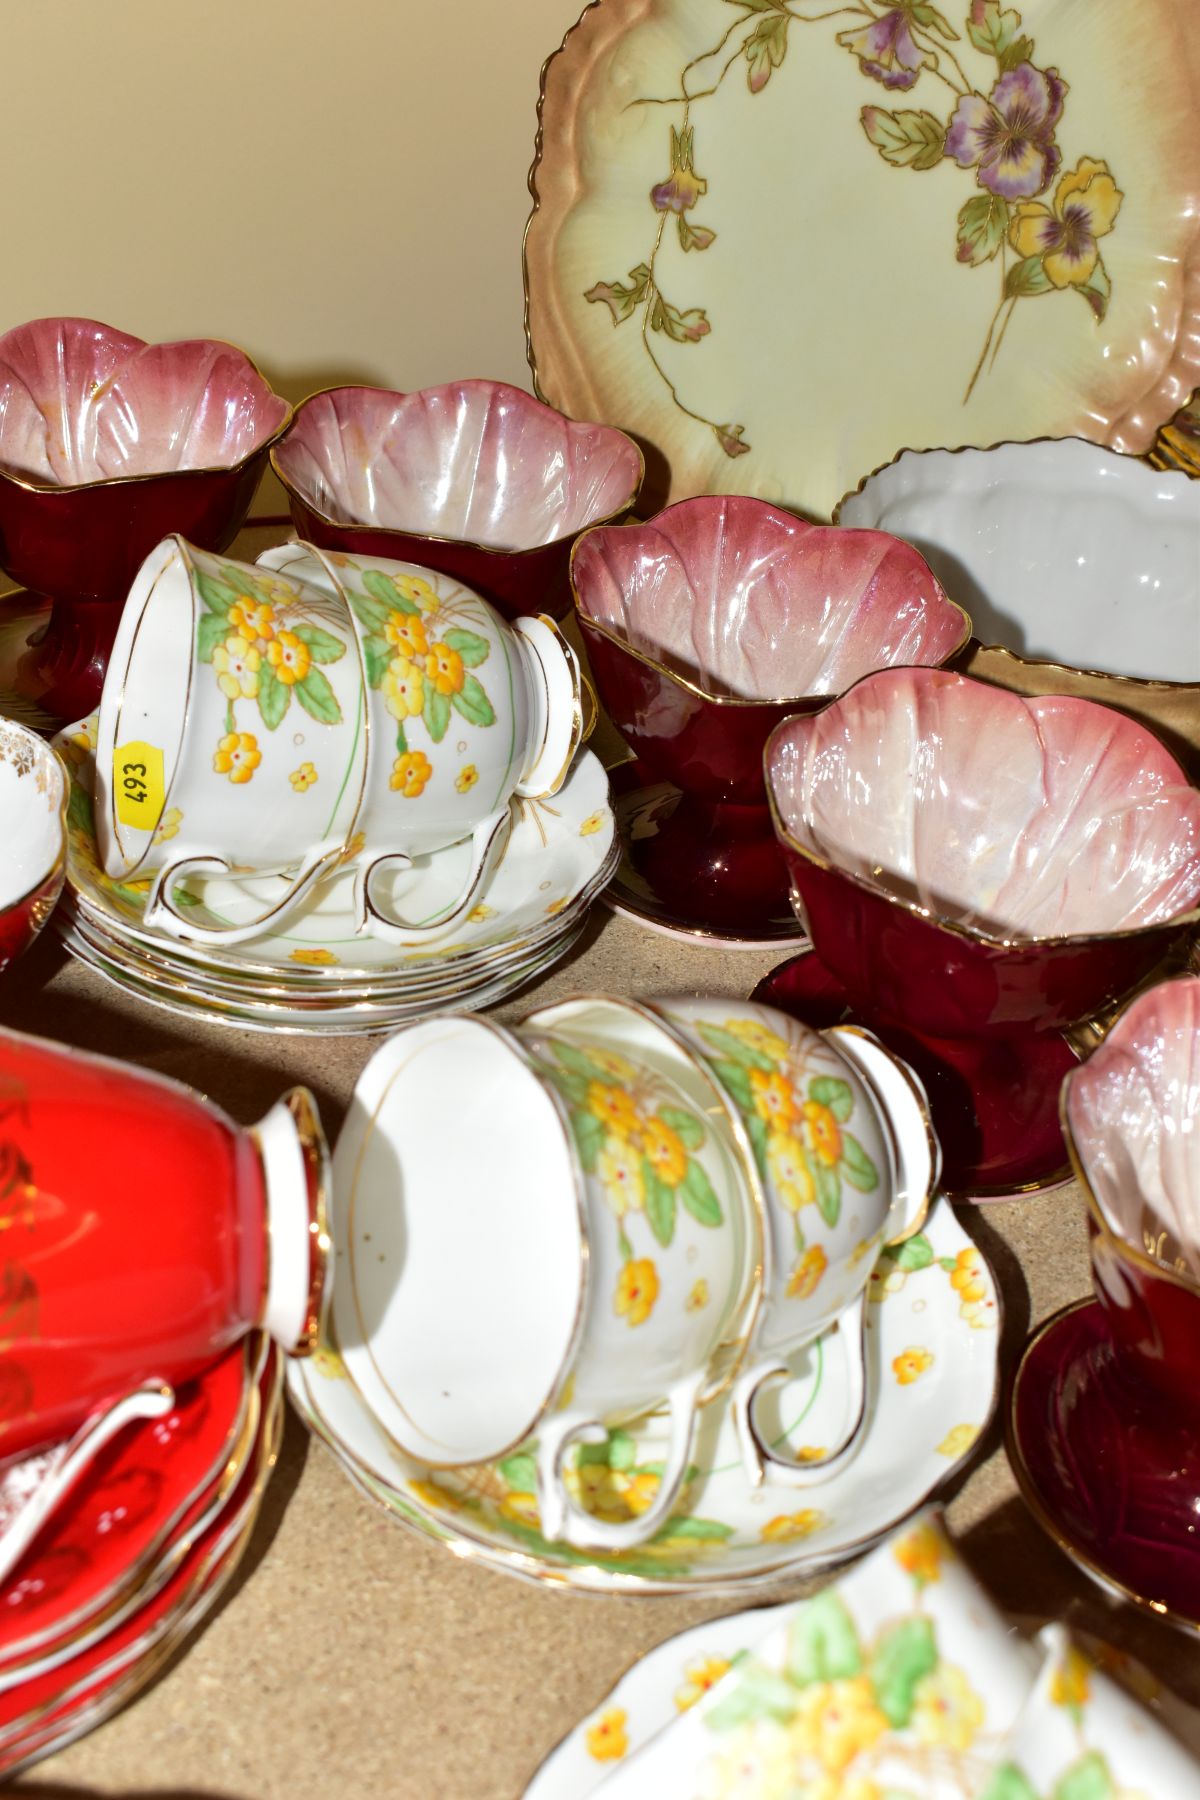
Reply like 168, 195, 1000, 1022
0, 318, 291, 722
271, 380, 644, 622
571, 496, 969, 938
1064, 974, 1200, 1411
0, 1026, 329, 1465
765, 669, 1200, 1193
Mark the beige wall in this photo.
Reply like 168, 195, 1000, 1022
2, 0, 584, 496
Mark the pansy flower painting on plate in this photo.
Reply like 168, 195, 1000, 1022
527, 0, 1200, 518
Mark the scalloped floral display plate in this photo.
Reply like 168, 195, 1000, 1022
525, 0, 1200, 520
288, 1196, 999, 1596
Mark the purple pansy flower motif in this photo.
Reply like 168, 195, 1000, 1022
838, 9, 932, 91
945, 63, 1067, 200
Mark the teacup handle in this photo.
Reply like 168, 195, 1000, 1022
0, 1383, 174, 1588
825, 1025, 940, 1244
143, 840, 345, 945
353, 809, 511, 943
513, 616, 584, 801
733, 1291, 870, 1490
534, 1369, 706, 1552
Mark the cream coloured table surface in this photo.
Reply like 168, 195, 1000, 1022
4, 530, 1199, 1799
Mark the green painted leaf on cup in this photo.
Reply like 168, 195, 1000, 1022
292, 623, 346, 664
194, 570, 239, 616
744, 1109, 769, 1179
68, 781, 94, 835
550, 1041, 613, 1087
870, 1615, 937, 1726
706, 1659, 798, 1732
364, 636, 390, 688
1080, 259, 1112, 323
978, 1763, 1040, 1800
197, 612, 230, 663
442, 628, 490, 669
295, 667, 343, 727
257, 664, 290, 731
809, 1075, 853, 1122
659, 1106, 705, 1151
786, 1590, 863, 1687
840, 1132, 879, 1193
643, 1161, 677, 1247
572, 1107, 605, 1174
998, 31, 1035, 73
696, 1023, 775, 1074
425, 686, 452, 743
1053, 1752, 1116, 1800
707, 1056, 756, 1114
362, 568, 418, 617
680, 1158, 724, 1228
966, 0, 1020, 59
451, 673, 496, 729
814, 1159, 841, 1227
349, 589, 394, 635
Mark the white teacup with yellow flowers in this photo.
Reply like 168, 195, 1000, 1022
656, 998, 938, 1490
95, 535, 368, 943
258, 543, 584, 942
333, 1001, 761, 1555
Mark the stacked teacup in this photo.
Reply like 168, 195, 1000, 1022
309, 991, 939, 1554
54, 537, 616, 1031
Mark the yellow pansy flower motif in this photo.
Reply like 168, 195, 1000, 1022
623, 1470, 661, 1515
455, 763, 479, 794
589, 1048, 637, 1083
723, 1017, 791, 1062
152, 807, 183, 845
289, 762, 318, 792
674, 1656, 732, 1712
761, 1509, 826, 1544
468, 903, 495, 923
382, 656, 425, 722
937, 1423, 980, 1459
1009, 158, 1123, 292
72, 716, 99, 750
597, 1139, 644, 1218
579, 810, 606, 836
848, 1237, 875, 1268
912, 1664, 985, 1751
408, 1479, 464, 1513
499, 1490, 540, 1528
768, 1131, 816, 1212
1050, 1644, 1092, 1711
893, 1520, 944, 1585
615, 1258, 659, 1328
868, 1262, 907, 1304
586, 1080, 642, 1142
290, 946, 339, 966
229, 598, 275, 643
391, 750, 433, 798
213, 634, 261, 700
574, 1463, 662, 1523
213, 732, 261, 784
749, 1066, 797, 1129
585, 1708, 629, 1764
425, 642, 465, 696
787, 1243, 828, 1300
802, 1099, 842, 1167
685, 1278, 710, 1312
386, 610, 429, 658
267, 629, 312, 686
390, 571, 440, 613
893, 1346, 934, 1385
642, 1116, 688, 1186
791, 1675, 888, 1773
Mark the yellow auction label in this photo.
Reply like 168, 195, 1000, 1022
113, 742, 166, 831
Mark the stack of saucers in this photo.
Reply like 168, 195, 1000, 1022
0, 1336, 281, 1780
53, 717, 616, 1034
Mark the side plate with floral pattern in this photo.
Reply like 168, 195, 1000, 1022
525, 0, 1200, 519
